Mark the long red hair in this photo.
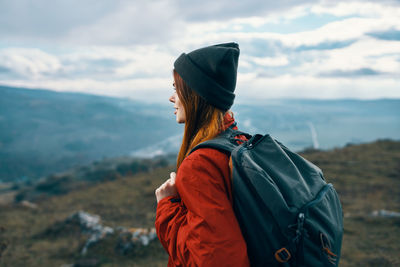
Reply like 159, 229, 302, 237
173, 70, 225, 169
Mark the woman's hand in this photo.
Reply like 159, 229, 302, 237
155, 172, 178, 203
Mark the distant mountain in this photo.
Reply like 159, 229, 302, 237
1, 85, 399, 182
0, 86, 181, 182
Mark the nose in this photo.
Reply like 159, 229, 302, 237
169, 92, 175, 103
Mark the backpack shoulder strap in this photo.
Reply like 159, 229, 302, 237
189, 128, 251, 156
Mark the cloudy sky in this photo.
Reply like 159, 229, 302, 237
0, 0, 399, 103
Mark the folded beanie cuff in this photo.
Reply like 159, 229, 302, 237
174, 53, 235, 111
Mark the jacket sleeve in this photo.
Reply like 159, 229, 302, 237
155, 148, 249, 267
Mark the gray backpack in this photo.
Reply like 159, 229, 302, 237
191, 127, 343, 266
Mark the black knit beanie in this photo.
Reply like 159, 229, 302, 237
174, 42, 240, 111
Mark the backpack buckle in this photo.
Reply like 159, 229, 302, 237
275, 247, 291, 263
320, 232, 338, 265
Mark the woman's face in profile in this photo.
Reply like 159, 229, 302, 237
169, 83, 186, 124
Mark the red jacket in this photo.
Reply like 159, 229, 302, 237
155, 113, 250, 267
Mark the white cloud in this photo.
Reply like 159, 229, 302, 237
65, 1, 181, 45
294, 37, 400, 75
185, 15, 399, 49
0, 0, 399, 101
247, 55, 289, 67
311, 1, 400, 18
112, 47, 175, 78
2, 77, 173, 103
0, 48, 61, 79
0, 45, 176, 81
236, 73, 400, 101
169, 1, 400, 53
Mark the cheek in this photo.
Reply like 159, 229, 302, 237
177, 108, 186, 123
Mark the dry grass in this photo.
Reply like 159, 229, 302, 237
301, 139, 400, 266
0, 139, 399, 266
0, 167, 173, 266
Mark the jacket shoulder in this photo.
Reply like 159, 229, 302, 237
178, 147, 230, 182
184, 147, 229, 166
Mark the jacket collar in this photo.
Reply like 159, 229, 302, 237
223, 111, 238, 131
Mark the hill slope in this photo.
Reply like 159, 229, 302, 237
0, 139, 399, 266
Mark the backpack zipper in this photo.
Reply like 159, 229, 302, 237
301, 183, 333, 212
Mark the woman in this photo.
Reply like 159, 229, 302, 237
155, 43, 250, 267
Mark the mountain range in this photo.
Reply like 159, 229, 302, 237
1, 85, 399, 182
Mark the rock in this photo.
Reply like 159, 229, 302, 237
370, 209, 400, 218
20, 200, 38, 209
43, 211, 114, 255
65, 211, 114, 255
130, 227, 157, 246
43, 211, 157, 257
66, 211, 101, 231
115, 227, 157, 255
